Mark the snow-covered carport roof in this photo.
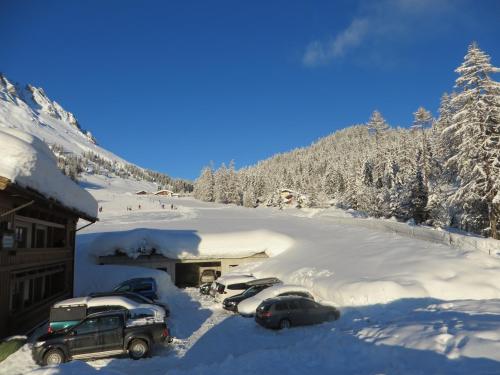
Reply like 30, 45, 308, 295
0, 175, 98, 222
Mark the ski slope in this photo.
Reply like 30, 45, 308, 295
3, 174, 500, 374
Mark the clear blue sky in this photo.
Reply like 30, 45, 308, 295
1, 0, 499, 180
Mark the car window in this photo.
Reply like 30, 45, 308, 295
275, 302, 289, 311
227, 283, 249, 290
299, 299, 317, 309
99, 316, 121, 331
288, 300, 301, 310
75, 318, 99, 334
116, 284, 131, 292
135, 282, 153, 292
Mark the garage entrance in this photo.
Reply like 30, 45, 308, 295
175, 261, 221, 288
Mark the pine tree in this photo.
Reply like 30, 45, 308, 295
194, 164, 215, 202
447, 42, 500, 236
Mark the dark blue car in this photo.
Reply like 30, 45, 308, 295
113, 278, 158, 300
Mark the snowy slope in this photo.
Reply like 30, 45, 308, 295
3, 175, 500, 374
0, 74, 126, 164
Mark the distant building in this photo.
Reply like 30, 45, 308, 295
154, 189, 174, 196
0, 176, 97, 339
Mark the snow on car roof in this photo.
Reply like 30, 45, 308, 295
217, 275, 256, 286
53, 295, 140, 309
53, 297, 91, 307
255, 284, 311, 299
0, 126, 98, 220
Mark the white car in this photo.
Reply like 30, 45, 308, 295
53, 296, 166, 323
237, 284, 314, 316
211, 274, 256, 301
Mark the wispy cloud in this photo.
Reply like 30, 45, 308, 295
303, 0, 460, 67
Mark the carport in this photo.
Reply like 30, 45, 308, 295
175, 261, 221, 288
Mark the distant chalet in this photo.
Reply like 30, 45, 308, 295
135, 189, 178, 197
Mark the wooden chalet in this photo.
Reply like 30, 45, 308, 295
0, 176, 97, 339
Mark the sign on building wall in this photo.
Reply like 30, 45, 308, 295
1, 232, 15, 249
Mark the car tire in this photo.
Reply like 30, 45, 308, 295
43, 348, 65, 366
128, 339, 149, 360
279, 319, 291, 330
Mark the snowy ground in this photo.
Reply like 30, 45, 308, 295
2, 174, 500, 374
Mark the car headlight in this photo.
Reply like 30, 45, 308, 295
34, 341, 45, 348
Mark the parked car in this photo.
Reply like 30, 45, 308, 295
199, 269, 220, 284
33, 310, 171, 366
199, 282, 212, 295
255, 296, 340, 329
222, 278, 282, 312
237, 284, 314, 317
49, 296, 166, 332
113, 277, 158, 300
89, 291, 170, 317
211, 274, 257, 301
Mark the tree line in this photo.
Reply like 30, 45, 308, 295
194, 43, 500, 239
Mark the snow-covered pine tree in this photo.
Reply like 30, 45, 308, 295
447, 42, 500, 236
194, 164, 215, 202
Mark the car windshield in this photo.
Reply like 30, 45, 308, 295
242, 286, 260, 297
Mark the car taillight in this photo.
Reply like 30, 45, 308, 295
261, 311, 272, 318
48, 326, 53, 334
162, 327, 170, 337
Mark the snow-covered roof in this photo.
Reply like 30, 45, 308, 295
0, 126, 98, 220
90, 228, 293, 260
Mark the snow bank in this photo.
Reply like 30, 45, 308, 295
0, 126, 97, 219
88, 228, 293, 259
313, 207, 500, 257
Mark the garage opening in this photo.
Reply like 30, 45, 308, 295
175, 261, 221, 288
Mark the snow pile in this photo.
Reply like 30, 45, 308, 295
88, 228, 293, 259
0, 126, 97, 218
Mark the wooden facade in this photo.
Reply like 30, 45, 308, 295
0, 177, 96, 339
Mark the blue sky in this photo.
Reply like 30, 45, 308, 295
1, 0, 499, 180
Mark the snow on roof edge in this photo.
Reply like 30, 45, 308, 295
0, 126, 98, 220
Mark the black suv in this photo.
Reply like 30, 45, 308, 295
255, 296, 340, 329
32, 310, 170, 366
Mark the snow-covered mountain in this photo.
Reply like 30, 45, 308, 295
0, 73, 192, 192
0, 73, 125, 163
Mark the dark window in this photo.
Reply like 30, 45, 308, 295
299, 299, 317, 309
35, 228, 46, 248
135, 282, 153, 292
15, 226, 28, 248
99, 316, 121, 331
275, 302, 289, 311
9, 265, 66, 314
116, 284, 131, 292
227, 283, 249, 290
76, 318, 99, 334
288, 300, 301, 310
51, 227, 66, 248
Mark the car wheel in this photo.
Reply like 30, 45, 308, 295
279, 319, 291, 330
43, 348, 65, 366
129, 339, 149, 360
